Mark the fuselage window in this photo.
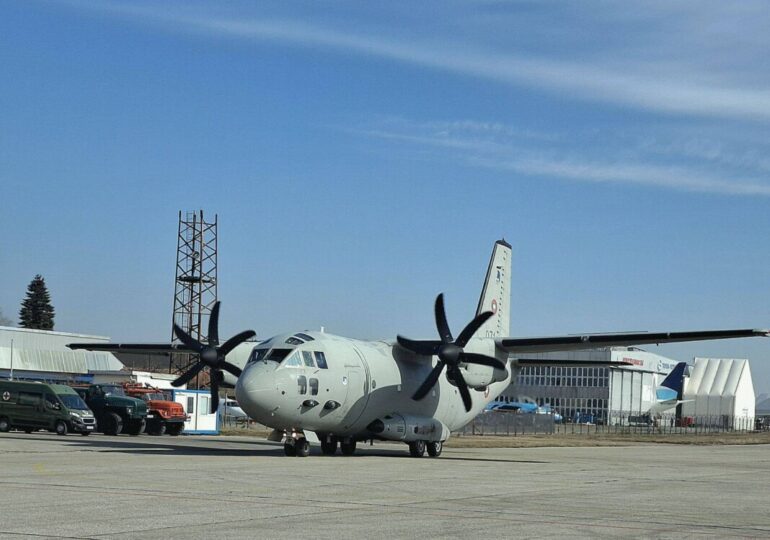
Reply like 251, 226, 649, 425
268, 349, 293, 363
314, 351, 328, 369
284, 352, 303, 367
301, 351, 315, 367
309, 378, 319, 396
298, 375, 307, 394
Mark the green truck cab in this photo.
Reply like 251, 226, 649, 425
0, 380, 97, 436
75, 384, 148, 436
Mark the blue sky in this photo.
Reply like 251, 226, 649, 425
2, 1, 769, 392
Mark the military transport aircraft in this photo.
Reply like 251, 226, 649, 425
70, 240, 768, 458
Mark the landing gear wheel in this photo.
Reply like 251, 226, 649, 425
283, 441, 297, 457
104, 413, 123, 436
427, 441, 443, 457
54, 420, 68, 436
320, 436, 338, 456
0, 417, 10, 433
295, 438, 310, 457
340, 439, 356, 456
81, 432, 91, 436
408, 440, 426, 457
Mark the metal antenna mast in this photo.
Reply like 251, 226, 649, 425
170, 210, 218, 387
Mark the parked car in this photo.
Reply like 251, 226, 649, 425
0, 380, 97, 435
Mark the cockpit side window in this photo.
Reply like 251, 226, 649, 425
285, 337, 304, 345
301, 351, 315, 367
248, 348, 270, 364
295, 333, 314, 341
314, 351, 328, 369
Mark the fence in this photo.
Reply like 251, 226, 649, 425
455, 411, 760, 437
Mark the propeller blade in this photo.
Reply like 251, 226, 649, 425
171, 362, 205, 387
173, 324, 204, 353
455, 311, 494, 347
397, 336, 442, 356
218, 330, 257, 357
452, 368, 473, 412
209, 372, 221, 414
412, 362, 446, 401
434, 294, 453, 343
461, 352, 506, 371
221, 361, 243, 377
208, 301, 220, 346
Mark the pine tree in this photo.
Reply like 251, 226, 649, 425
19, 274, 55, 330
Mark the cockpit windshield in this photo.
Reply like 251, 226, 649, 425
248, 347, 293, 364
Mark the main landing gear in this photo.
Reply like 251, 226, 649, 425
283, 434, 357, 457
408, 440, 443, 458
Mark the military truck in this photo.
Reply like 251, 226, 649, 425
0, 380, 97, 435
74, 384, 147, 436
122, 383, 187, 436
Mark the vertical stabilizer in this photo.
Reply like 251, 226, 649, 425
475, 240, 512, 338
660, 362, 688, 400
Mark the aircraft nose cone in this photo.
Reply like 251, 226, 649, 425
235, 360, 278, 423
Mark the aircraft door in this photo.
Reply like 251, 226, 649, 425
340, 346, 371, 430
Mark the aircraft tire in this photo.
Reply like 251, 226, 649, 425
295, 438, 310, 457
283, 442, 297, 457
427, 441, 443, 457
0, 417, 10, 432
340, 439, 356, 456
408, 440, 426, 457
320, 437, 338, 455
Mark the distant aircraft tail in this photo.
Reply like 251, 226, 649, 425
476, 240, 512, 338
659, 362, 688, 399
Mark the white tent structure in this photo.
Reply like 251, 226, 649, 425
681, 358, 755, 429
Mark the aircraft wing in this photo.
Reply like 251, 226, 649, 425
67, 343, 195, 355
497, 328, 769, 354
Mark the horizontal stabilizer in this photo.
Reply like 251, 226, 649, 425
498, 329, 768, 354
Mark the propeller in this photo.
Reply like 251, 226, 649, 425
171, 301, 256, 413
397, 294, 506, 412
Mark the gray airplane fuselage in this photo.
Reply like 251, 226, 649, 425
234, 331, 511, 440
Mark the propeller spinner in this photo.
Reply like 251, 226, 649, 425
171, 302, 256, 413
397, 294, 506, 412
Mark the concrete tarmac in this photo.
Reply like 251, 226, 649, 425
1, 433, 769, 539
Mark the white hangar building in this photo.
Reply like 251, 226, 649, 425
681, 358, 755, 429
0, 325, 124, 382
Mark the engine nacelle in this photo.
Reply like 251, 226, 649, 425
367, 413, 449, 442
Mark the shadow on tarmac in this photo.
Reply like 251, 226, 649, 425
0, 432, 548, 462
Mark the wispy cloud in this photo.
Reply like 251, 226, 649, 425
352, 118, 770, 197
61, 1, 770, 122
